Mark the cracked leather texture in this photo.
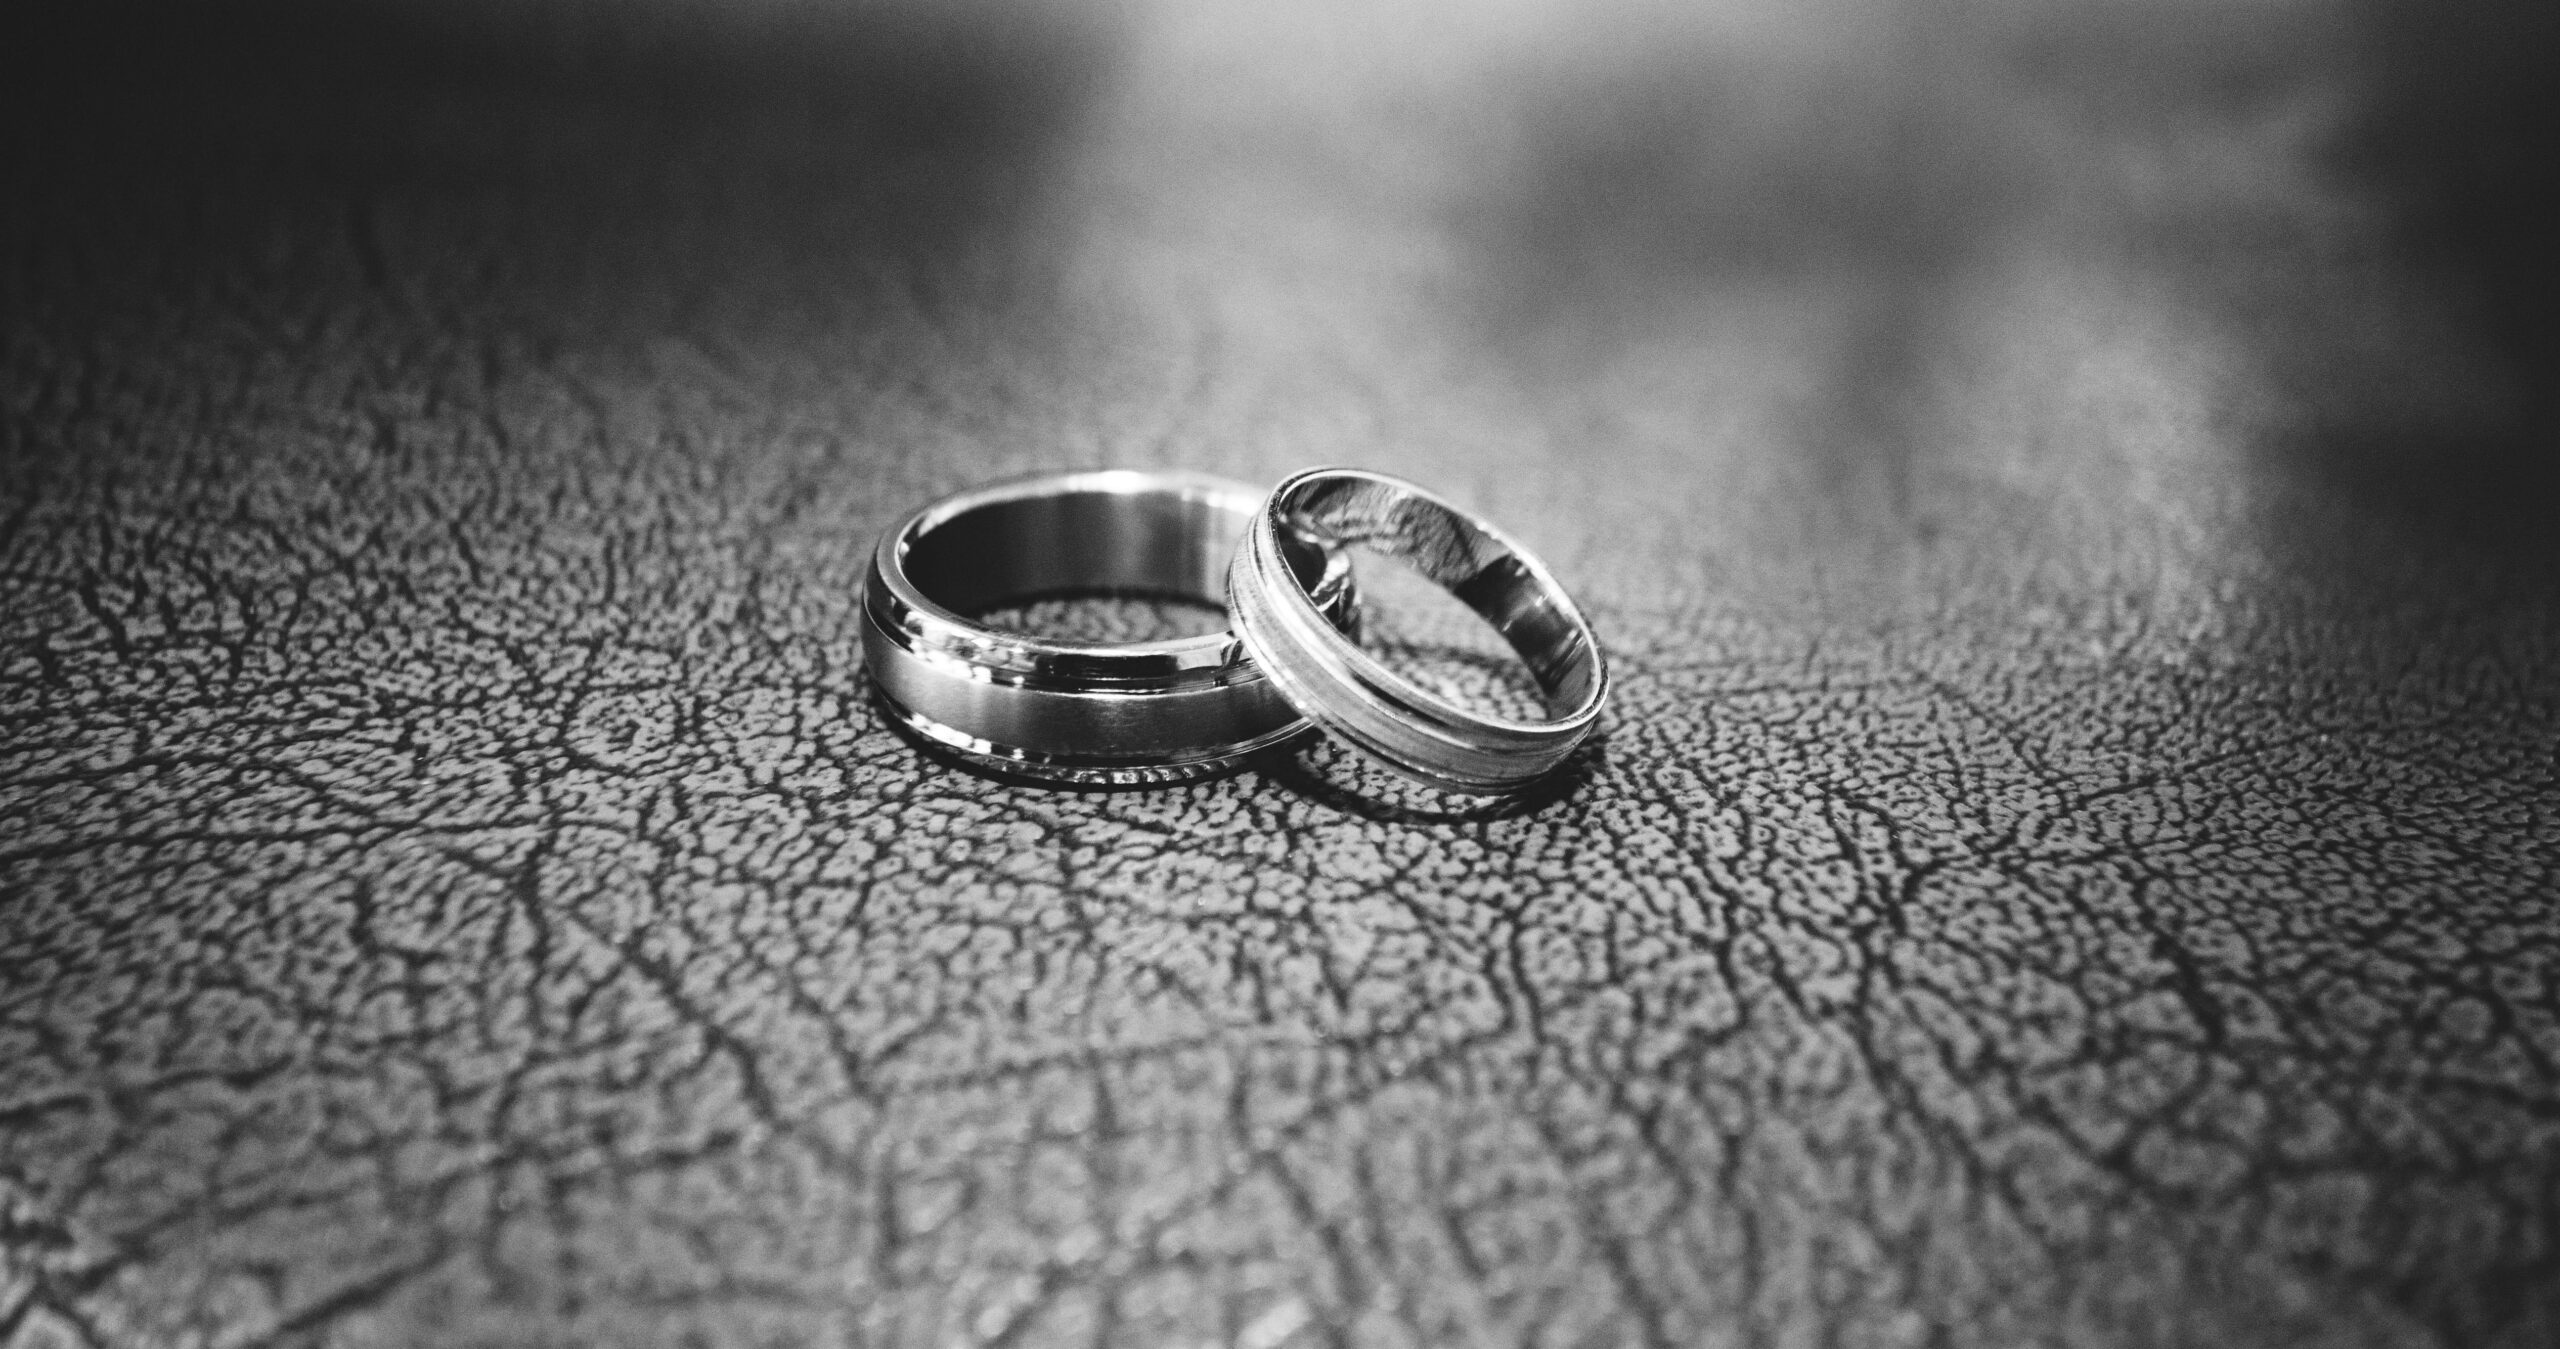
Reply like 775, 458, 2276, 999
4, 1, 2558, 1346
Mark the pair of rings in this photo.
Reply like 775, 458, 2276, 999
860, 467, 1608, 794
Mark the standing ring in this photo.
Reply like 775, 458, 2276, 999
862, 470, 1359, 785
1225, 466, 1607, 794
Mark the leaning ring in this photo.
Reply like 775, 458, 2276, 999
1225, 466, 1607, 794
861, 469, 1360, 785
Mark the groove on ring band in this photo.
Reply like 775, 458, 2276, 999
860, 470, 1358, 784
1225, 467, 1608, 794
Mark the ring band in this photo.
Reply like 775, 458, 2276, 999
1226, 467, 1608, 794
861, 470, 1359, 785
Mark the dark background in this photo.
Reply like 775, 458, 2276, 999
4, 1, 2556, 1345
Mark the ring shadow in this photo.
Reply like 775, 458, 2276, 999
863, 673, 1609, 820
1252, 726, 1609, 827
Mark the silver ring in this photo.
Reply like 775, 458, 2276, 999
1226, 466, 1608, 794
861, 470, 1359, 785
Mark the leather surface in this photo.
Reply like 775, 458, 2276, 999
4, 1, 2556, 1345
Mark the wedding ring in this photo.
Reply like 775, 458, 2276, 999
862, 470, 1359, 785
1226, 467, 1607, 794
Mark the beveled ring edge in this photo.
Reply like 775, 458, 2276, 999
1226, 465, 1610, 795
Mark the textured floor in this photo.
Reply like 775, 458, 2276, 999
4, 1, 2557, 1345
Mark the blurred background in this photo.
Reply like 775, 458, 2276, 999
8, 0, 2555, 580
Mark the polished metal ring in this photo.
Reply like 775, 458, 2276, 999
1226, 466, 1608, 794
861, 470, 1359, 785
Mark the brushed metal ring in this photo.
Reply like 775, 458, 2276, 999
1226, 466, 1607, 794
861, 470, 1359, 785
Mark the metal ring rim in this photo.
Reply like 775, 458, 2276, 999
861, 468, 1356, 785
1226, 466, 1608, 794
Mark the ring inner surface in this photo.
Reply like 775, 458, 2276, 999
905, 487, 1328, 627
1283, 478, 1595, 713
